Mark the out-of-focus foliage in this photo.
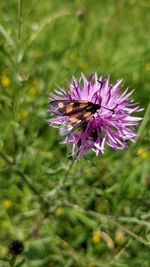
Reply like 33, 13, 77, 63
0, 0, 150, 266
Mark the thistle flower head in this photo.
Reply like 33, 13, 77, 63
8, 240, 24, 255
48, 73, 143, 157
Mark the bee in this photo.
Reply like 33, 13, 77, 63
49, 99, 114, 136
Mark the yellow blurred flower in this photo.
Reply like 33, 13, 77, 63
33, 48, 42, 59
92, 229, 101, 245
20, 109, 29, 120
1, 72, 11, 88
81, 63, 87, 70
55, 207, 63, 217
31, 78, 40, 86
87, 263, 95, 267
70, 52, 77, 62
28, 86, 38, 96
145, 63, 150, 71
0, 245, 7, 256
115, 229, 126, 245
137, 147, 149, 160
2, 199, 12, 209
128, 0, 136, 5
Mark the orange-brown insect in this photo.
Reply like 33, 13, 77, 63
49, 100, 101, 136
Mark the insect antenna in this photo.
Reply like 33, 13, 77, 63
100, 106, 114, 114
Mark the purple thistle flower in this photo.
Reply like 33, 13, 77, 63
48, 73, 143, 157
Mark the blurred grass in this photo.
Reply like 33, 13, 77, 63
0, 0, 150, 266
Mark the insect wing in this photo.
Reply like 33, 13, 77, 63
59, 112, 93, 136
48, 100, 88, 116
48, 100, 69, 115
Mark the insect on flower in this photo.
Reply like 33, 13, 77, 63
48, 73, 143, 157
49, 95, 114, 136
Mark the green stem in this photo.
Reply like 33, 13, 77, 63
15, 169, 49, 211
18, 0, 23, 47
47, 159, 76, 198
9, 256, 17, 267
135, 102, 150, 142
12, 0, 23, 164
0, 151, 13, 165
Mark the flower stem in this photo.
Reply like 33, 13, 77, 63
12, 0, 24, 164
18, 0, 23, 48
9, 256, 17, 267
47, 159, 76, 198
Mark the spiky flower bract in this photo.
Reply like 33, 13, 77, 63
48, 73, 143, 157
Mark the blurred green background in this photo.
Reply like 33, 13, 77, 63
0, 0, 150, 266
